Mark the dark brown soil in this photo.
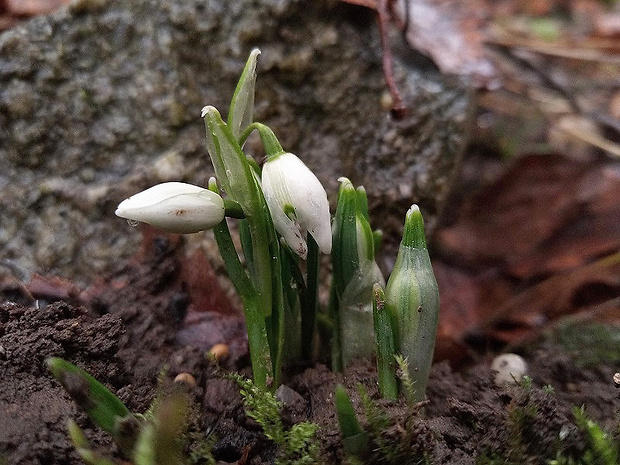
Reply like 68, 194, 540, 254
1, 230, 618, 465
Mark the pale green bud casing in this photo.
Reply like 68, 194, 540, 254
115, 182, 225, 234
385, 205, 439, 402
202, 106, 258, 215
261, 152, 332, 259
333, 177, 384, 367
332, 178, 377, 294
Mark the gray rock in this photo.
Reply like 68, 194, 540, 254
0, 0, 471, 282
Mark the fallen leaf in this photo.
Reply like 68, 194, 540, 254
179, 247, 237, 316
436, 153, 620, 279
395, 0, 498, 87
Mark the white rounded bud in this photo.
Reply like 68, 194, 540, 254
115, 182, 225, 234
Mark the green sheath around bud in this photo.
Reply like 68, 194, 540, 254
384, 205, 439, 403
332, 178, 384, 368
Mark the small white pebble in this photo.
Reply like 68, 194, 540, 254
491, 353, 528, 385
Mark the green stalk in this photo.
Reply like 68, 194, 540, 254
372, 284, 398, 400
328, 285, 342, 372
280, 248, 302, 363
212, 217, 272, 388
301, 234, 319, 361
265, 224, 285, 387
239, 219, 255, 276
204, 108, 273, 320
209, 181, 272, 388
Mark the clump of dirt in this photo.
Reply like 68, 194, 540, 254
1, 229, 618, 464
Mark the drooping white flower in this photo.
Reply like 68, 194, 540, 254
115, 182, 225, 234
261, 152, 331, 259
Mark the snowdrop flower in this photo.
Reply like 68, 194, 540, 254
261, 152, 331, 259
115, 182, 225, 234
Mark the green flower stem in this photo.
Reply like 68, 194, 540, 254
280, 249, 302, 362
265, 224, 285, 387
204, 109, 273, 320
239, 219, 255, 276
209, 180, 272, 388
301, 233, 319, 361
238, 123, 286, 161
212, 216, 272, 388
329, 285, 343, 372
224, 199, 245, 219
372, 284, 398, 400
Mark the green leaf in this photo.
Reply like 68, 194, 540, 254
332, 178, 360, 297
46, 358, 131, 437
372, 284, 398, 400
228, 48, 261, 140
334, 384, 368, 456
67, 420, 116, 465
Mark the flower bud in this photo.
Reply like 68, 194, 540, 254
332, 178, 378, 295
332, 177, 384, 368
261, 152, 332, 259
385, 205, 439, 402
115, 182, 225, 234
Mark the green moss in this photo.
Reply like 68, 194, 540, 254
549, 323, 620, 368
230, 373, 319, 465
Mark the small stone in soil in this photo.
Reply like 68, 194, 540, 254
174, 372, 197, 390
491, 353, 528, 385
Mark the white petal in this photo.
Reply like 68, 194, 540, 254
270, 206, 307, 259
262, 153, 331, 258
116, 182, 206, 212
280, 155, 332, 254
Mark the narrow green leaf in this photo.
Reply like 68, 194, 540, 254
301, 233, 320, 361
46, 358, 131, 436
372, 284, 398, 400
228, 48, 261, 140
335, 384, 368, 456
67, 420, 116, 465
332, 177, 359, 297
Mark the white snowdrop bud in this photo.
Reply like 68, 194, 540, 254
492, 353, 528, 385
115, 182, 225, 234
